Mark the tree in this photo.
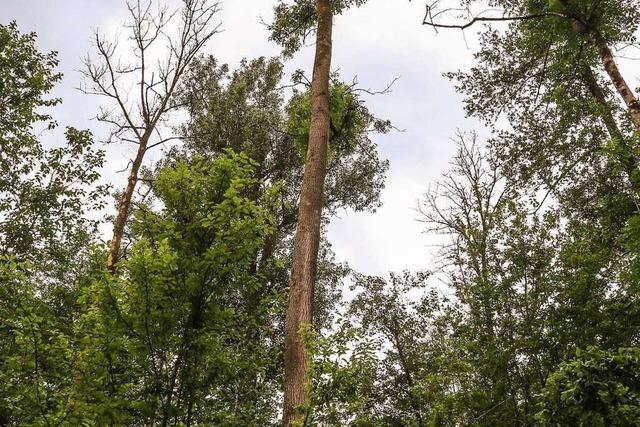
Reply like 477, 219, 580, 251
80, 0, 221, 272
277, 2, 335, 423
70, 152, 282, 425
297, 320, 380, 426
176, 55, 389, 328
421, 0, 640, 398
0, 22, 105, 278
269, 1, 378, 423
0, 22, 106, 425
418, 135, 562, 425
176, 52, 389, 423
423, 0, 640, 124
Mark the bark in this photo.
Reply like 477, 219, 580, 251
591, 31, 640, 132
106, 135, 148, 272
562, 5, 640, 132
282, 1, 333, 425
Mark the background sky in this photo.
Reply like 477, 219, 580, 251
1, 0, 485, 278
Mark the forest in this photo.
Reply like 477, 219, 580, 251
2, 0, 640, 425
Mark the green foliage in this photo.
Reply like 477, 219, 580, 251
0, 24, 106, 424
176, 55, 389, 347
0, 152, 287, 425
0, 21, 60, 145
408, 1, 640, 424
6, 3, 640, 426
446, 0, 640, 195
297, 322, 379, 426
0, 22, 106, 279
285, 75, 391, 162
178, 56, 389, 216
0, 260, 78, 425
74, 152, 283, 425
536, 347, 640, 426
269, 0, 368, 57
348, 271, 444, 426
173, 55, 391, 424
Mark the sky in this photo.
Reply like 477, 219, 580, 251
1, 0, 486, 278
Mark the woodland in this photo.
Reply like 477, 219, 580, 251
2, 0, 640, 425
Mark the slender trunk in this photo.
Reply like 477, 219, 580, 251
282, 1, 333, 425
562, 5, 640, 132
582, 68, 626, 143
591, 31, 640, 132
581, 67, 640, 189
106, 135, 148, 272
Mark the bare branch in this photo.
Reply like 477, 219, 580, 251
81, 0, 222, 272
420, 3, 569, 31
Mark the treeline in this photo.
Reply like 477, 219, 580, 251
2, 0, 640, 426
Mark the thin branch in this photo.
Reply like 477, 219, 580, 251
421, 4, 568, 31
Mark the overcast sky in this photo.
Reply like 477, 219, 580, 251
2, 0, 486, 277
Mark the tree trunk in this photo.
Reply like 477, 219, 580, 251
591, 31, 640, 132
106, 136, 148, 272
563, 6, 640, 132
282, 1, 333, 425
581, 67, 640, 188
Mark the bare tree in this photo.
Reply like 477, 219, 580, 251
80, 0, 221, 272
421, 133, 507, 280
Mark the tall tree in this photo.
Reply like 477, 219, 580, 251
422, 2, 640, 349
418, 2, 640, 422
81, 0, 220, 272
282, 2, 333, 422
174, 54, 389, 423
271, 0, 392, 421
175, 55, 389, 331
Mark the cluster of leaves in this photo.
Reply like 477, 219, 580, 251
446, 0, 640, 195
178, 56, 390, 216
0, 22, 107, 281
269, 0, 368, 57
537, 347, 640, 426
285, 74, 391, 161
297, 322, 379, 426
0, 151, 287, 425
0, 23, 108, 423
0, 21, 59, 143
71, 152, 283, 425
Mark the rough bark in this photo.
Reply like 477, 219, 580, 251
282, 1, 333, 425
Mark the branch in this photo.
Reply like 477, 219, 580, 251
421, 4, 569, 31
